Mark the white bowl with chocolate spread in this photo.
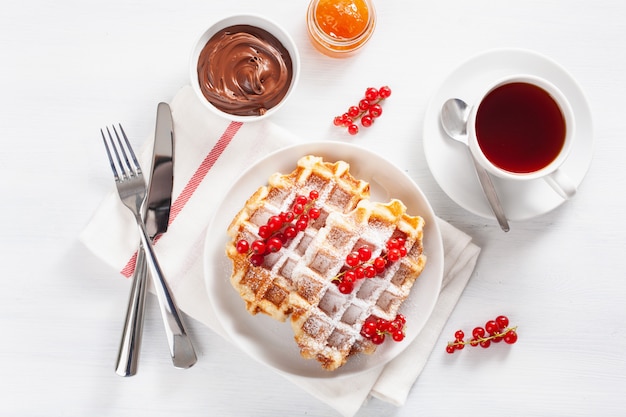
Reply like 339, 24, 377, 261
190, 15, 300, 122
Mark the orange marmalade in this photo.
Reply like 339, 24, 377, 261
306, 0, 376, 57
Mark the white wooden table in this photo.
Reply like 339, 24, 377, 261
1, 1, 624, 415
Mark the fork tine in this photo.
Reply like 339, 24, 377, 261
106, 126, 129, 180
110, 125, 134, 179
115, 124, 142, 177
101, 128, 121, 182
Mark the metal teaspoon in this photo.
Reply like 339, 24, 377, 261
440, 98, 510, 232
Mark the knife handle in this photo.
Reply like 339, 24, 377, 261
136, 220, 198, 369
115, 246, 148, 377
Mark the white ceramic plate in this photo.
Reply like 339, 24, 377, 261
423, 48, 594, 221
203, 141, 443, 378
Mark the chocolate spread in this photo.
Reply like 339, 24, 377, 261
197, 25, 293, 116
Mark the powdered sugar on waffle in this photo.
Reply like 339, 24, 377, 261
226, 155, 426, 370
289, 199, 426, 370
226, 156, 370, 321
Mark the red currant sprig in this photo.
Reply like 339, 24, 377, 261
360, 314, 406, 345
446, 315, 518, 353
333, 237, 408, 294
333, 86, 392, 135
236, 190, 320, 267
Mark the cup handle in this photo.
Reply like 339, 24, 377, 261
543, 168, 577, 199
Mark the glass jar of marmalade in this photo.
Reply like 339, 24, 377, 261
306, 0, 376, 58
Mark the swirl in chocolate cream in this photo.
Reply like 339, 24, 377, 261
197, 25, 294, 117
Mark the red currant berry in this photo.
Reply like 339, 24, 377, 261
251, 240, 266, 255
267, 215, 283, 232
503, 330, 518, 344
361, 321, 377, 338
376, 319, 391, 333
454, 330, 465, 341
390, 319, 403, 333
371, 332, 386, 345
472, 327, 486, 339
293, 203, 304, 215
357, 246, 372, 261
342, 116, 353, 127
395, 314, 406, 325
398, 246, 407, 257
358, 98, 371, 111
257, 225, 271, 239
496, 315, 509, 330
364, 265, 376, 278
309, 190, 319, 200
346, 252, 360, 267
333, 116, 343, 126
386, 238, 399, 249
250, 254, 264, 267
337, 280, 353, 294
387, 248, 401, 262
354, 266, 365, 279
446, 344, 456, 354
284, 211, 295, 222
392, 329, 405, 342
369, 104, 383, 118
378, 85, 392, 98
485, 320, 499, 335
469, 339, 479, 347
266, 237, 282, 253
373, 256, 386, 270
361, 115, 373, 127
343, 270, 357, 283
296, 195, 308, 206
308, 207, 321, 219
295, 219, 308, 231
348, 124, 359, 135
365, 87, 378, 101
284, 226, 297, 239
347, 105, 360, 118
236, 239, 249, 254
492, 335, 503, 343
455, 342, 465, 350
274, 232, 287, 243
479, 339, 491, 349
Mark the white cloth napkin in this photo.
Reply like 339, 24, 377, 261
80, 85, 480, 417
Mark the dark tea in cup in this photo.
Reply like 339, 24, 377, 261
475, 82, 566, 174
467, 75, 577, 199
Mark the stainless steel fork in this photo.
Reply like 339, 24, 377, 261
101, 124, 196, 371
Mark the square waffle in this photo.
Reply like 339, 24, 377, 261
289, 199, 426, 370
226, 155, 370, 321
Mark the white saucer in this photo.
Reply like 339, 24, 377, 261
423, 48, 593, 221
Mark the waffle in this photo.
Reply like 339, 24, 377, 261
226, 155, 370, 321
289, 199, 426, 370
226, 155, 427, 371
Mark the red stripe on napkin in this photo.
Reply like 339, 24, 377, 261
120, 121, 244, 278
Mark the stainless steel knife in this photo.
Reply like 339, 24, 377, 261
115, 102, 196, 376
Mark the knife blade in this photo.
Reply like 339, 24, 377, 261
115, 102, 196, 376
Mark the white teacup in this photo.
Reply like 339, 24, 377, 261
467, 75, 576, 199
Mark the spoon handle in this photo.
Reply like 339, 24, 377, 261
469, 152, 510, 232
